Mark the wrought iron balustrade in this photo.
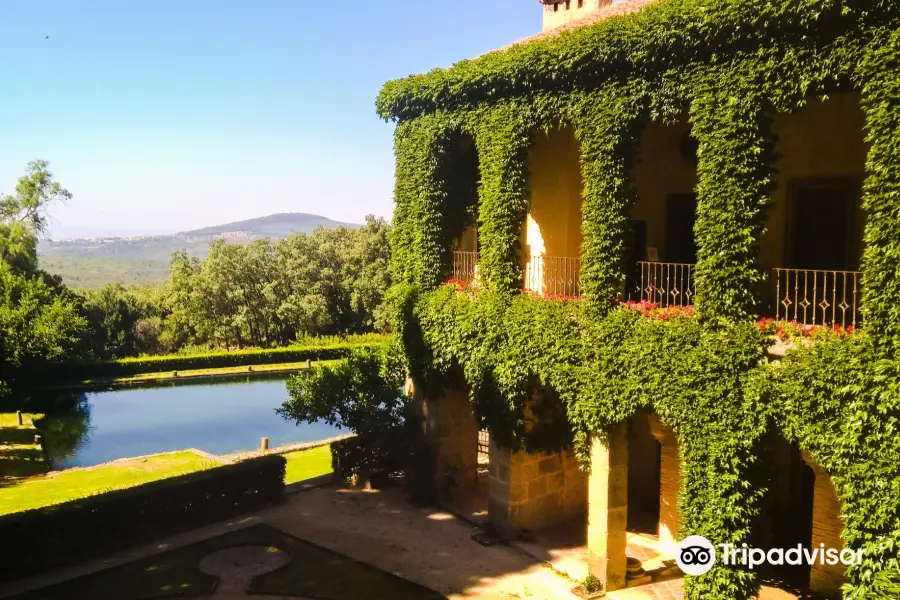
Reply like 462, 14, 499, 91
451, 251, 479, 285
524, 255, 582, 298
633, 261, 696, 307
774, 268, 862, 329
478, 429, 490, 464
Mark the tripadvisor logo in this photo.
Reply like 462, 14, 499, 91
676, 536, 717, 576
676, 535, 866, 576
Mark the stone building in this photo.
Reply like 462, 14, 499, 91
380, 1, 893, 598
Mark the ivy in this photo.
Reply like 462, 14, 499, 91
690, 71, 776, 323
571, 87, 649, 311
378, 1, 900, 598
859, 28, 900, 351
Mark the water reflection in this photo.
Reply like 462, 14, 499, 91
34, 392, 93, 468
36, 377, 342, 469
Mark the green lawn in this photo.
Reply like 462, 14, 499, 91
0, 450, 219, 516
0, 412, 47, 481
11, 523, 445, 600
283, 444, 333, 484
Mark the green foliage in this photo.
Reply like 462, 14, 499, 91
1, 160, 71, 275
280, 347, 409, 476
161, 216, 392, 351
0, 454, 285, 581
858, 27, 900, 351
0, 263, 87, 404
376, 2, 900, 598
45, 337, 388, 381
583, 573, 602, 593
77, 284, 163, 359
769, 335, 900, 600
375, 0, 898, 122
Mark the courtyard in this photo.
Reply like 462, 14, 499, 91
0, 480, 810, 600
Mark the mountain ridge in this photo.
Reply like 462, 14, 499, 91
38, 212, 361, 288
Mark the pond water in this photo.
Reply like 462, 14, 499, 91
39, 376, 342, 469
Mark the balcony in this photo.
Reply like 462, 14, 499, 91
773, 268, 862, 329
451, 252, 582, 297
524, 255, 582, 298
631, 261, 863, 328
451, 252, 863, 328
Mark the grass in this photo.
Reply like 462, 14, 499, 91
0, 450, 219, 516
11, 523, 445, 600
0, 413, 47, 481
0, 442, 336, 517
283, 444, 333, 484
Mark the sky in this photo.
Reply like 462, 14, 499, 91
0, 1, 539, 237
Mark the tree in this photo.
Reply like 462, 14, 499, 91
279, 346, 408, 477
0, 262, 87, 404
0, 160, 71, 274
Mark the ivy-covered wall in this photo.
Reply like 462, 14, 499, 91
378, 1, 900, 598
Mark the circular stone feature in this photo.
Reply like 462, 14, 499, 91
199, 545, 291, 593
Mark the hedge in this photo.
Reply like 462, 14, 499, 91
44, 340, 386, 382
0, 454, 286, 581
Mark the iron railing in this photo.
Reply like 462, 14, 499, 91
774, 268, 862, 329
478, 429, 490, 464
451, 251, 479, 285
633, 261, 696, 307
524, 255, 582, 297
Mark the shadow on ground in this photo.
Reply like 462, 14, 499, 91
8, 523, 445, 600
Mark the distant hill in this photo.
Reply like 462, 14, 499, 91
37, 213, 359, 289
181, 213, 355, 238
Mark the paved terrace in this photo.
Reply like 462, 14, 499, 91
0, 483, 805, 600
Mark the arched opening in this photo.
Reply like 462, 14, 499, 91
447, 134, 481, 285
765, 93, 867, 328
627, 410, 661, 535
630, 118, 699, 306
523, 127, 583, 297
758, 433, 845, 597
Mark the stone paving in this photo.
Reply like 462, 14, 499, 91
0, 482, 807, 600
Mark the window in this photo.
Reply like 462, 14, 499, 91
786, 179, 862, 270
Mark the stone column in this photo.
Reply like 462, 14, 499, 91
649, 414, 681, 556
405, 380, 479, 501
586, 425, 629, 592
422, 388, 479, 498
488, 446, 587, 539
802, 451, 845, 597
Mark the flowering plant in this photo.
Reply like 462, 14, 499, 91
757, 317, 855, 342
621, 300, 695, 320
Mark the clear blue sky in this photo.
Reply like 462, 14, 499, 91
0, 1, 538, 236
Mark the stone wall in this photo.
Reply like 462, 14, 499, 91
488, 446, 587, 537
803, 452, 846, 597
423, 388, 480, 497
648, 414, 680, 554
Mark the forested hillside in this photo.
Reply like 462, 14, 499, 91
1, 161, 391, 406
37, 213, 359, 287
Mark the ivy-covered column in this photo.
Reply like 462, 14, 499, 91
860, 29, 900, 351
689, 75, 776, 323
472, 103, 531, 293
572, 88, 648, 313
391, 115, 457, 289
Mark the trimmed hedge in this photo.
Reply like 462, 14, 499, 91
44, 341, 386, 382
0, 454, 286, 581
